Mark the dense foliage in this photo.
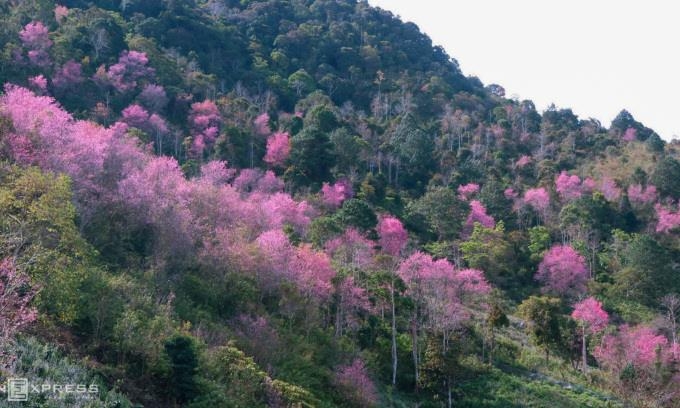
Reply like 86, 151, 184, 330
0, 0, 679, 407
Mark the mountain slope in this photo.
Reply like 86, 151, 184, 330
0, 1, 679, 407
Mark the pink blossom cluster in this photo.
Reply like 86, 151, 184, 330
504, 188, 518, 200
598, 177, 621, 202
138, 84, 168, 112
53, 60, 83, 90
54, 5, 69, 24
622, 127, 637, 142
188, 100, 222, 157
655, 203, 680, 233
28, 75, 47, 93
398, 252, 490, 333
515, 155, 532, 168
325, 228, 374, 270
253, 112, 271, 135
555, 171, 582, 201
106, 50, 154, 92
334, 359, 378, 407
19, 21, 52, 66
535, 245, 588, 296
464, 200, 495, 235
627, 184, 657, 206
263, 131, 291, 167
523, 187, 550, 213
321, 179, 353, 208
377, 215, 408, 257
0, 86, 323, 286
121, 104, 168, 138
595, 325, 675, 369
457, 183, 480, 200
571, 297, 608, 334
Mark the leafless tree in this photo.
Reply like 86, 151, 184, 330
661, 294, 680, 358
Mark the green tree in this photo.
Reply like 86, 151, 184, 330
288, 69, 315, 97
528, 226, 551, 263
165, 334, 200, 405
335, 199, 377, 231
389, 114, 435, 192
486, 294, 509, 364
0, 166, 95, 325
651, 157, 680, 199
517, 296, 565, 364
405, 186, 468, 241
285, 126, 335, 189
460, 222, 516, 287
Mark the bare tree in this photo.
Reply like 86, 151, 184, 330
661, 294, 680, 359
89, 28, 109, 60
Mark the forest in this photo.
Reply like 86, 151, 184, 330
0, 0, 679, 407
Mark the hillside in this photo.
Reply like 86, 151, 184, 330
0, 1, 679, 407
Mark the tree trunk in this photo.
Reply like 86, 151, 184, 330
447, 376, 452, 408
391, 282, 398, 386
489, 328, 495, 365
412, 319, 419, 390
582, 327, 588, 373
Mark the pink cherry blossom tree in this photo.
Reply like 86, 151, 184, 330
421, 259, 490, 402
599, 177, 621, 202
325, 228, 374, 271
253, 112, 271, 136
523, 187, 550, 220
121, 104, 151, 129
594, 325, 680, 403
188, 100, 222, 158
333, 359, 378, 407
254, 229, 295, 292
290, 245, 336, 304
572, 297, 609, 372
376, 214, 407, 386
595, 325, 671, 369
515, 155, 532, 168
504, 188, 518, 200
622, 127, 637, 142
377, 215, 408, 257
232, 168, 263, 193
107, 50, 154, 93
334, 276, 372, 337
28, 75, 47, 93
463, 200, 495, 237
19, 21, 52, 66
138, 84, 168, 112
258, 192, 312, 233
655, 203, 680, 233
199, 161, 235, 186
263, 131, 291, 167
535, 245, 588, 297
627, 184, 657, 207
457, 183, 480, 200
321, 179, 353, 209
118, 156, 194, 266
581, 177, 597, 194
555, 171, 582, 201
397, 253, 489, 388
256, 170, 285, 193
54, 5, 69, 24
52, 60, 83, 90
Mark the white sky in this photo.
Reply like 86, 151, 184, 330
368, 0, 680, 140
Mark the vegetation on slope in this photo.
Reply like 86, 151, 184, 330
0, 1, 679, 407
